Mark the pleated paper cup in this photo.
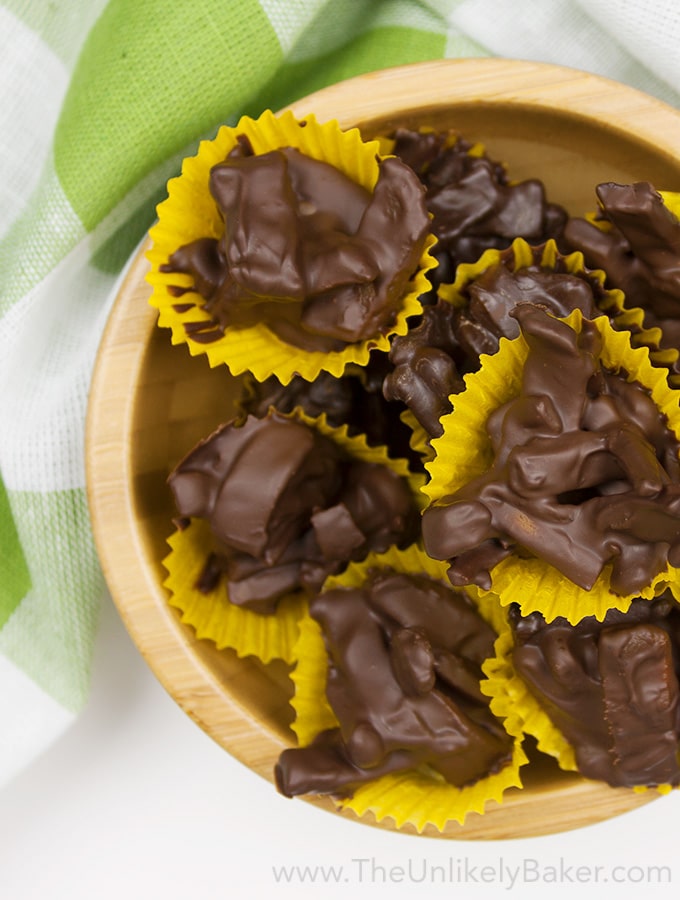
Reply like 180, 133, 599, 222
162, 407, 425, 664
146, 109, 437, 385
163, 518, 306, 665
482, 619, 678, 795
439, 237, 668, 381
438, 236, 653, 356
424, 308, 680, 625
289, 546, 527, 831
481, 629, 577, 773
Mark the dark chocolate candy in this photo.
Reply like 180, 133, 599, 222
161, 144, 430, 352
510, 595, 680, 787
383, 299, 464, 439
390, 127, 567, 294
422, 306, 680, 594
384, 246, 608, 440
241, 352, 424, 471
168, 413, 420, 613
564, 182, 680, 368
275, 570, 512, 798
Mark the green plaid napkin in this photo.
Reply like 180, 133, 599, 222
1, 0, 679, 786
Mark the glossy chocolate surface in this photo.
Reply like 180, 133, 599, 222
391, 127, 567, 294
564, 181, 680, 365
162, 142, 430, 351
275, 570, 512, 797
168, 413, 420, 612
384, 251, 607, 440
422, 306, 680, 594
241, 353, 423, 471
383, 299, 464, 439
510, 595, 680, 787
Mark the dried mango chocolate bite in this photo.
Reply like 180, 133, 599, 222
508, 595, 680, 788
389, 127, 567, 292
564, 181, 680, 377
167, 412, 421, 614
146, 111, 437, 384
384, 241, 614, 441
163, 144, 430, 352
275, 568, 513, 799
422, 305, 680, 620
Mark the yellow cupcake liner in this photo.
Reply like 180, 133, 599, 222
481, 630, 577, 772
438, 237, 667, 378
283, 406, 428, 505
146, 109, 438, 385
289, 545, 527, 831
439, 236, 627, 322
163, 518, 306, 665
424, 307, 680, 625
575, 196, 680, 381
398, 408, 434, 466
162, 406, 425, 664
659, 190, 680, 220
482, 625, 678, 794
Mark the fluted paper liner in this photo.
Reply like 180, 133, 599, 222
660, 190, 680, 220
439, 236, 669, 386
481, 630, 577, 772
164, 518, 305, 664
399, 408, 434, 466
424, 308, 680, 625
438, 236, 659, 363
289, 545, 527, 831
146, 109, 438, 384
565, 197, 680, 381
162, 407, 425, 663
482, 623, 678, 794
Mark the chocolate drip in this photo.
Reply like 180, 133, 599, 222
168, 413, 420, 613
422, 306, 680, 594
275, 570, 512, 798
161, 146, 430, 352
510, 596, 680, 787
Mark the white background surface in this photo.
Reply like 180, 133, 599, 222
1, 592, 679, 900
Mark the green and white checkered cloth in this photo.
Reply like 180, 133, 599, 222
2, 0, 680, 786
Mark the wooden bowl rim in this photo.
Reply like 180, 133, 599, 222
85, 58, 680, 840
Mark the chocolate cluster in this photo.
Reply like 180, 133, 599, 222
383, 246, 609, 440
510, 595, 680, 787
422, 306, 680, 595
565, 182, 680, 362
162, 139, 430, 352
276, 569, 513, 797
390, 127, 568, 292
168, 413, 420, 613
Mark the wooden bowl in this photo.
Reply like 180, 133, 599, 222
85, 58, 680, 839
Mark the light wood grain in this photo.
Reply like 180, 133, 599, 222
86, 59, 680, 840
